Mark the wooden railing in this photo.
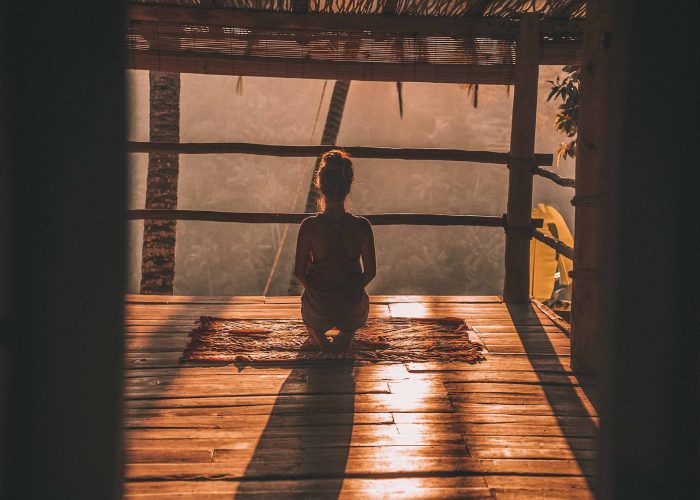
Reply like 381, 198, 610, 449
128, 209, 547, 229
127, 141, 554, 166
534, 166, 576, 188
128, 144, 569, 298
531, 228, 574, 259
529, 165, 576, 257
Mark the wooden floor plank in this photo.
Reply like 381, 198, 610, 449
124, 457, 593, 481
123, 477, 492, 498
121, 296, 594, 498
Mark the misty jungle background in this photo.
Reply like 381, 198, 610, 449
127, 66, 575, 296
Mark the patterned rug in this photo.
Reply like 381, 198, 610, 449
182, 317, 484, 363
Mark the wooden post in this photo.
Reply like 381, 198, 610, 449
569, 0, 611, 375
503, 14, 539, 303
596, 1, 697, 497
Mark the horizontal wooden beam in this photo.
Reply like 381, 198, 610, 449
540, 41, 583, 65
127, 141, 554, 166
534, 167, 576, 188
531, 229, 574, 259
128, 4, 584, 37
127, 209, 509, 227
127, 50, 517, 85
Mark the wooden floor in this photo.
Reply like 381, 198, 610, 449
122, 295, 597, 499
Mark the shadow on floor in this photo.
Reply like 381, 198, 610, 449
506, 302, 599, 492
235, 353, 355, 498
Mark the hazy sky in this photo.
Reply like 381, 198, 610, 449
127, 67, 575, 296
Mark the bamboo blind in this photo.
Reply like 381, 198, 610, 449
128, 21, 581, 82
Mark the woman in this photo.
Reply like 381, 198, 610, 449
294, 150, 376, 352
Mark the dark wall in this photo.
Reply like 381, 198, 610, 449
599, 1, 699, 498
0, 1, 10, 495
2, 2, 126, 498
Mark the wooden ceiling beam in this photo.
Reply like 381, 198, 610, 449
127, 4, 583, 37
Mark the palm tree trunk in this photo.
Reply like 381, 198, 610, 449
140, 72, 180, 294
288, 80, 351, 293
303, 80, 351, 212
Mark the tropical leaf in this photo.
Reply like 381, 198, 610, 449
555, 140, 577, 166
548, 66, 580, 161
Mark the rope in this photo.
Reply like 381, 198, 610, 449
261, 80, 328, 297
307, 81, 328, 146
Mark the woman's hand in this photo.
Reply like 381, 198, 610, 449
294, 218, 312, 289
359, 218, 376, 288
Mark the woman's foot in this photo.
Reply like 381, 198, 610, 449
305, 324, 333, 351
331, 330, 355, 352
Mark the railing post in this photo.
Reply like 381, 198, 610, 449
570, 1, 610, 375
503, 14, 540, 303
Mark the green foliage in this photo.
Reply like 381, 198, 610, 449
547, 65, 579, 164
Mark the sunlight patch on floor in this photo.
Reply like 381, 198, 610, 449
388, 302, 428, 317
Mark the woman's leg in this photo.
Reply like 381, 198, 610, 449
305, 324, 333, 351
332, 329, 355, 352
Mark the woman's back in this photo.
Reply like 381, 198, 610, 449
305, 212, 366, 291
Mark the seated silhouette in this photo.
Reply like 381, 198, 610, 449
294, 150, 376, 353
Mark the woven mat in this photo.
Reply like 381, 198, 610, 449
182, 317, 484, 363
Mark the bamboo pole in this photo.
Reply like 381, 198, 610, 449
503, 14, 540, 303
570, 0, 610, 375
126, 141, 554, 166
534, 166, 576, 188
127, 209, 507, 227
531, 229, 575, 260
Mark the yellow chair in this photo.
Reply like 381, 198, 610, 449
529, 203, 574, 301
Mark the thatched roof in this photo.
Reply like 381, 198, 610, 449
127, 1, 584, 83
129, 1, 585, 18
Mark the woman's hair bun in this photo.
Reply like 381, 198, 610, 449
324, 150, 344, 161
315, 149, 354, 202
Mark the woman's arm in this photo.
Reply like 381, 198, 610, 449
359, 219, 376, 288
294, 219, 312, 289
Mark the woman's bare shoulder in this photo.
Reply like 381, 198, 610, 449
299, 214, 322, 233
348, 214, 372, 234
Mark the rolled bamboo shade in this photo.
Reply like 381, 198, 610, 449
126, 6, 583, 82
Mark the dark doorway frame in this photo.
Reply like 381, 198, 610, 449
2, 2, 127, 498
